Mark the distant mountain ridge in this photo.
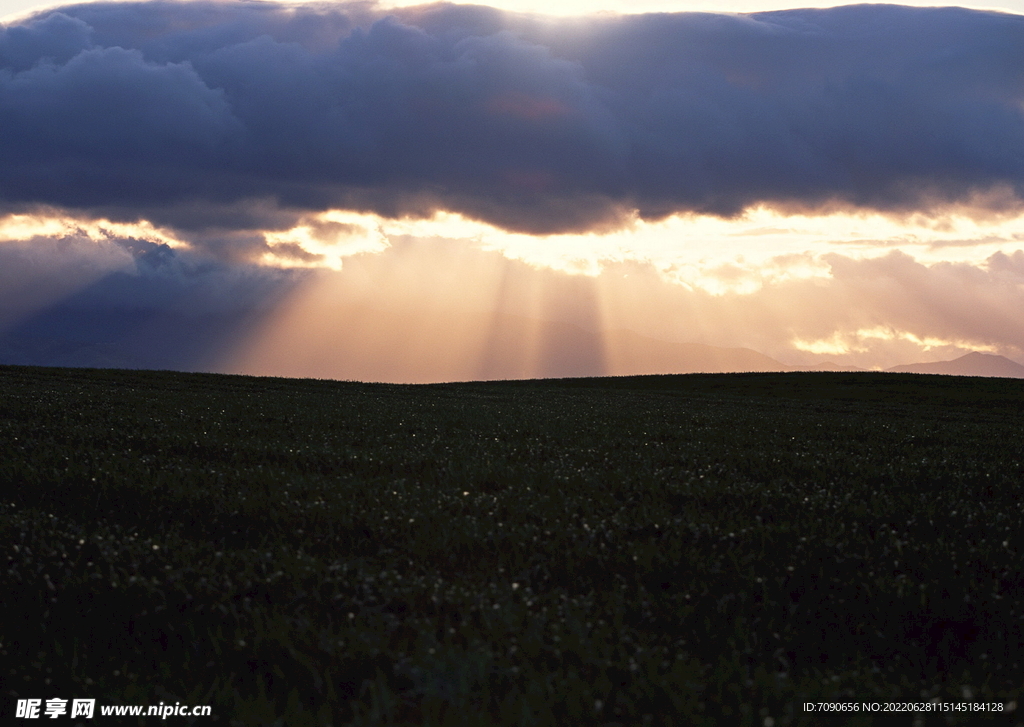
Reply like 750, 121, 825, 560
602, 329, 788, 376
885, 351, 1024, 378
605, 340, 1024, 379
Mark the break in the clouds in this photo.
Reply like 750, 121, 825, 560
3, 1, 1024, 245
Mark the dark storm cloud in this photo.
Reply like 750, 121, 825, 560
3, 1, 1024, 239
0, 234, 304, 369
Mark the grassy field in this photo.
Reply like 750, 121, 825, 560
1, 364, 1022, 726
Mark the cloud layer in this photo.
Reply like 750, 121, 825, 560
3, 1, 1024, 243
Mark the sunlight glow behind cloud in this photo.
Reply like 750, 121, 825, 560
5, 1, 1024, 378
792, 327, 1003, 359
221, 205, 1024, 299
0, 213, 183, 248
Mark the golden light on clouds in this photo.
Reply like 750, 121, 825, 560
251, 205, 1024, 298
0, 212, 184, 248
792, 328, 1004, 359
261, 211, 391, 270
8, 204, 1024, 295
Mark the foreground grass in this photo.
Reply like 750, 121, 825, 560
1, 365, 1022, 725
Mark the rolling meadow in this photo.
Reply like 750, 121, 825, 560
1, 364, 1022, 725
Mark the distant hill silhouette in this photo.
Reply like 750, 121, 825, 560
886, 352, 1024, 378
473, 317, 793, 379
602, 329, 789, 375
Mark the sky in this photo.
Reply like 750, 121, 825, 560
3, 0, 1024, 381
6, 0, 1024, 21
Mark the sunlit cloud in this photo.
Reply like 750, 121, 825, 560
0, 212, 184, 248
243, 204, 1024, 301
261, 211, 391, 270
792, 328, 1003, 359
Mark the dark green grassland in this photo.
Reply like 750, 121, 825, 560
1, 365, 1022, 725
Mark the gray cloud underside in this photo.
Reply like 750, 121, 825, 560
3, 1, 1024, 237
0, 236, 303, 368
